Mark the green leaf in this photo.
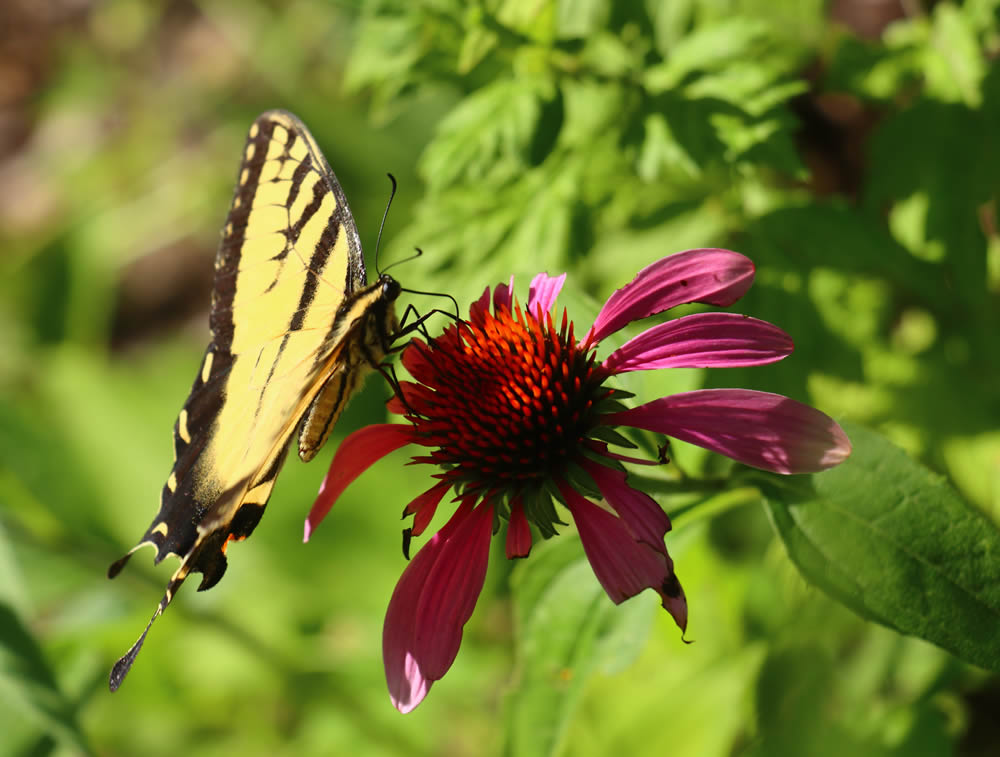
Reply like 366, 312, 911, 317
420, 77, 548, 190
761, 421, 1000, 672
636, 113, 701, 181
343, 10, 426, 118
0, 601, 91, 754
749, 647, 892, 757
457, 24, 499, 73
865, 98, 993, 304
503, 536, 657, 757
924, 3, 986, 107
645, 0, 696, 55
556, 0, 609, 39
643, 18, 769, 93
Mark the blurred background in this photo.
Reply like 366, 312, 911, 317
2, 0, 999, 755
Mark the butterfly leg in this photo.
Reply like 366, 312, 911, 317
396, 304, 464, 342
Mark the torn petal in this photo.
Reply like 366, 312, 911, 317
582, 459, 672, 549
558, 481, 687, 632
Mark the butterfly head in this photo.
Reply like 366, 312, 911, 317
378, 273, 402, 303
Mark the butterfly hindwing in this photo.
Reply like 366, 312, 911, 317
109, 111, 400, 690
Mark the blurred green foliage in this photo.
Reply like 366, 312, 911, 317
2, 0, 1000, 755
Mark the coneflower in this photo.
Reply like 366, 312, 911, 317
304, 248, 851, 712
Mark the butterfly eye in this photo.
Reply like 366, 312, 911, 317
382, 275, 402, 301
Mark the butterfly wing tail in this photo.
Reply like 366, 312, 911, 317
107, 477, 260, 691
108, 560, 192, 691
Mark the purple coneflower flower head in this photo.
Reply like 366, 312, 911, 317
304, 248, 851, 712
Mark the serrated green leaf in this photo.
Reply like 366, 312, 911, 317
497, 0, 556, 41
577, 31, 638, 77
558, 78, 628, 147
457, 24, 499, 73
643, 18, 769, 93
556, 0, 609, 39
761, 421, 1000, 672
636, 113, 701, 182
645, 0, 696, 55
344, 14, 423, 94
420, 78, 547, 190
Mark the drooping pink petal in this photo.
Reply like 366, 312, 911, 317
383, 500, 493, 713
404, 480, 453, 537
605, 389, 851, 475
414, 501, 493, 675
505, 497, 532, 558
559, 481, 687, 631
493, 276, 516, 312
383, 500, 473, 712
587, 249, 755, 344
603, 313, 793, 373
304, 424, 416, 542
527, 272, 566, 316
581, 459, 672, 549
381, 504, 467, 713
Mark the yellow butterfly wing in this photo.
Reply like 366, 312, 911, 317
109, 111, 399, 689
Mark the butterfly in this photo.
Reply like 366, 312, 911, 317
108, 110, 404, 690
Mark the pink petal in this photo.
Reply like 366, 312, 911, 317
605, 389, 852, 475
527, 272, 566, 316
304, 424, 416, 542
493, 276, 515, 312
588, 249, 755, 344
470, 287, 492, 326
400, 339, 433, 379
603, 313, 793, 373
385, 380, 422, 415
383, 500, 493, 713
404, 481, 453, 538
581, 459, 672, 549
505, 497, 532, 558
559, 481, 687, 631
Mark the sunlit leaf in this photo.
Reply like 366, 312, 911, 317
762, 422, 1000, 672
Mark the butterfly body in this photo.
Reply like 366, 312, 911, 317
298, 273, 401, 462
108, 111, 399, 690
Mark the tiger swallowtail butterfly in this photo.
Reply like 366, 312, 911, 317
108, 110, 403, 690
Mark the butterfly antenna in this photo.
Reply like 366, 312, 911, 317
374, 173, 398, 276
382, 246, 423, 275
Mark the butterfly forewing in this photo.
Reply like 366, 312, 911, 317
108, 111, 399, 690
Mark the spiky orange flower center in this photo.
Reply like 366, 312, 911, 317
410, 304, 610, 490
